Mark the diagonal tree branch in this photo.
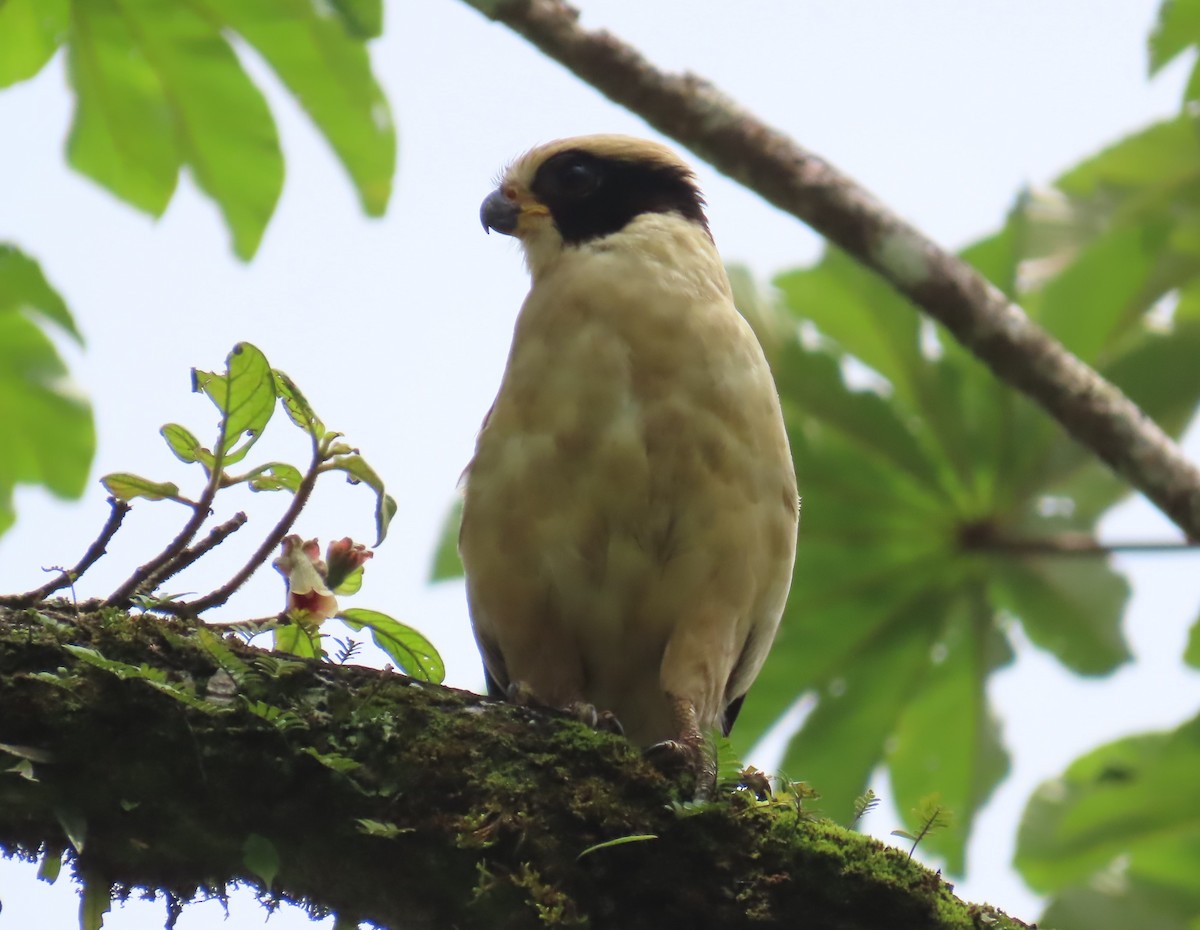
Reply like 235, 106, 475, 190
467, 0, 1200, 541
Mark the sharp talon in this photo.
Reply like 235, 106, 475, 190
564, 701, 599, 728
596, 710, 624, 736
505, 681, 539, 706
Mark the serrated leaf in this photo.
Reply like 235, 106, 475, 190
356, 818, 412, 839
272, 369, 324, 437
0, 0, 68, 87
100, 472, 183, 503
301, 747, 360, 774
328, 454, 395, 546
243, 461, 304, 493
160, 422, 208, 466
430, 497, 465, 582
242, 833, 280, 887
199, 0, 393, 216
192, 343, 276, 465
339, 608, 444, 683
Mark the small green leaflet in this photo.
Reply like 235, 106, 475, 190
339, 608, 444, 683
273, 369, 324, 438
160, 422, 211, 467
327, 454, 396, 546
576, 834, 658, 860
243, 461, 304, 493
243, 833, 280, 887
191, 342, 275, 466
100, 473, 184, 504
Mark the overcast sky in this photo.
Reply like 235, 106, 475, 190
2, 1, 1199, 927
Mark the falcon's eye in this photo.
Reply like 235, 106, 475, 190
553, 159, 600, 198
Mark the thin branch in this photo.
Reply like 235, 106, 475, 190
132, 512, 250, 597
160, 440, 323, 617
0, 498, 131, 607
972, 535, 1200, 556
106, 440, 229, 608
469, 0, 1200, 541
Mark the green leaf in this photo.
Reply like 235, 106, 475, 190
66, 0, 181, 216
243, 461, 304, 493
192, 342, 276, 465
774, 248, 924, 403
199, 0, 394, 215
1016, 712, 1200, 926
1186, 612, 1200, 668
327, 454, 396, 546
1040, 871, 1200, 930
989, 557, 1131, 675
55, 806, 87, 853
160, 422, 207, 465
0, 0, 68, 87
332, 565, 364, 596
242, 833, 280, 887
1150, 0, 1200, 74
778, 591, 947, 826
36, 849, 63, 885
0, 245, 93, 538
330, 0, 383, 38
100, 472, 183, 503
274, 623, 321, 659
887, 599, 1011, 873
429, 497, 465, 582
576, 835, 659, 860
80, 874, 111, 930
272, 369, 325, 437
339, 608, 444, 683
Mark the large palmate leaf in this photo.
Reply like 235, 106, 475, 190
745, 111, 1200, 873
40, 0, 394, 258
1015, 714, 1200, 930
0, 245, 94, 538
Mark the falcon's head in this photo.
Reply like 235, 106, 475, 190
480, 135, 710, 276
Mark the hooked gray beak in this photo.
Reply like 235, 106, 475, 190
480, 188, 521, 236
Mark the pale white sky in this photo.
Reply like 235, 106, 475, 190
2, 1, 1199, 927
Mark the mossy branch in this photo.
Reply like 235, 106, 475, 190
0, 604, 1031, 930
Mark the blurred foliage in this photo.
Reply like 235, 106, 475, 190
1016, 713, 1200, 930
736, 106, 1200, 876
0, 0, 397, 543
0, 245, 93, 540
0, 0, 394, 259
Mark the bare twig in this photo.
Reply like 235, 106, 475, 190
131, 512, 250, 598
0, 497, 131, 607
160, 437, 322, 617
467, 0, 1200, 541
106, 435, 230, 608
959, 528, 1200, 556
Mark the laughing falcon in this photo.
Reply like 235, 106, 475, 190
461, 135, 798, 787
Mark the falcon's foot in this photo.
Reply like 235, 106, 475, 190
645, 695, 718, 801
